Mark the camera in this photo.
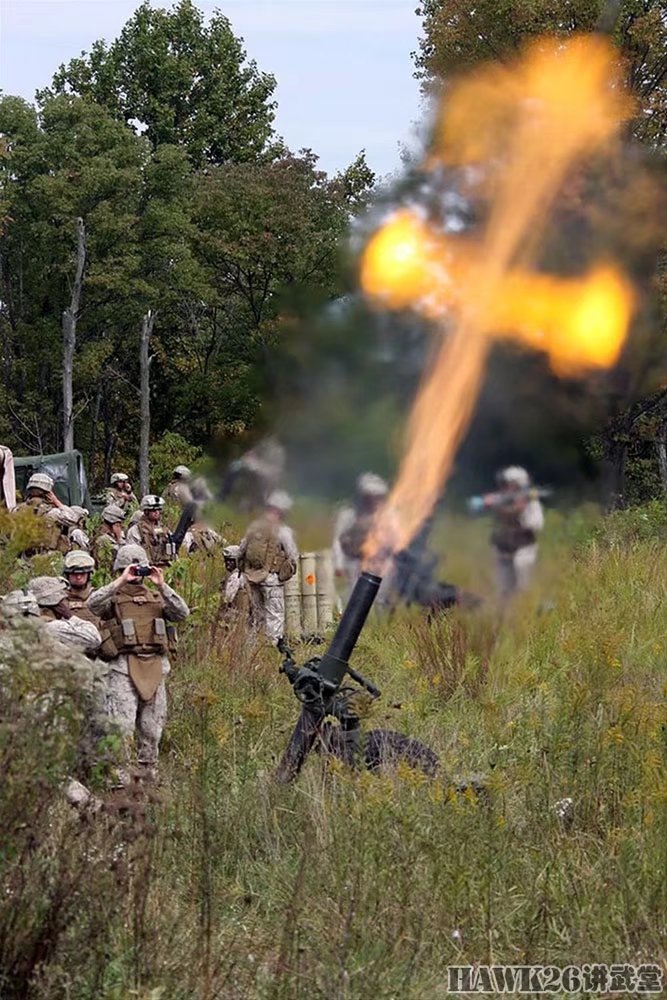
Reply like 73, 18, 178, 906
132, 564, 152, 578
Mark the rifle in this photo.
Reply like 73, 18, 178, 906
467, 486, 552, 514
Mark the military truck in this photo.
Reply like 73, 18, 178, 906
13, 450, 93, 508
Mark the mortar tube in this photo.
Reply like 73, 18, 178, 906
275, 571, 382, 783
316, 570, 381, 692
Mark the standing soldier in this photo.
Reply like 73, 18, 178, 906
86, 544, 190, 780
221, 544, 251, 620
239, 490, 298, 646
164, 466, 193, 508
126, 495, 174, 566
13, 472, 81, 554
105, 472, 138, 512
27, 576, 102, 655
488, 466, 545, 599
333, 473, 389, 600
94, 503, 126, 575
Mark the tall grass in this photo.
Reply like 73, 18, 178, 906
1, 506, 666, 997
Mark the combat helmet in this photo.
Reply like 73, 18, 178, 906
356, 472, 388, 498
63, 550, 96, 574
497, 466, 530, 489
140, 494, 165, 512
113, 544, 150, 572
2, 589, 40, 618
102, 503, 125, 524
266, 490, 293, 513
26, 472, 54, 494
172, 465, 192, 480
110, 472, 129, 485
28, 576, 68, 607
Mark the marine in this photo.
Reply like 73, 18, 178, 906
164, 465, 193, 508
239, 490, 298, 646
86, 543, 190, 780
94, 502, 127, 576
104, 472, 138, 512
13, 472, 82, 554
27, 575, 102, 655
333, 472, 389, 601
126, 495, 174, 566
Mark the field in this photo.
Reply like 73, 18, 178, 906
1, 503, 666, 998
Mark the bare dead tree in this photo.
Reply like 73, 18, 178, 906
139, 310, 156, 497
654, 417, 667, 501
62, 218, 86, 453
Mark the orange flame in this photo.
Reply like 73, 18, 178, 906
360, 35, 635, 566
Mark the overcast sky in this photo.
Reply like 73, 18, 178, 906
0, 0, 426, 178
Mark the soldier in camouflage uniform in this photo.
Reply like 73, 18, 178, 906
239, 490, 298, 645
164, 465, 193, 508
62, 550, 101, 629
13, 472, 82, 554
221, 544, 251, 621
27, 575, 102, 655
94, 503, 126, 575
86, 543, 189, 779
333, 473, 389, 602
490, 466, 545, 600
68, 506, 91, 552
104, 472, 138, 512
126, 495, 174, 566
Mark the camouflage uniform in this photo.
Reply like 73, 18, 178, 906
333, 473, 389, 603
104, 473, 138, 512
27, 576, 102, 655
13, 473, 82, 554
93, 503, 126, 576
87, 545, 189, 771
164, 465, 194, 509
491, 466, 544, 599
126, 495, 174, 566
240, 491, 298, 644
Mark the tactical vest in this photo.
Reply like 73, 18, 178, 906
164, 481, 181, 503
491, 509, 536, 555
243, 517, 294, 584
97, 582, 177, 699
14, 497, 69, 553
189, 524, 219, 554
136, 518, 174, 566
65, 584, 101, 628
339, 511, 374, 561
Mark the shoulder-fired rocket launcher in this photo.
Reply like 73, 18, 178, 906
467, 486, 552, 515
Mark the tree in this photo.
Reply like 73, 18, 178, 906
415, 0, 667, 146
45, 0, 279, 167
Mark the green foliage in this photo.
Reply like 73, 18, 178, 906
0, 3, 374, 486
148, 432, 202, 494
45, 0, 279, 167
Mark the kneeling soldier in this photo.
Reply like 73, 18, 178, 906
86, 544, 189, 780
27, 575, 102, 655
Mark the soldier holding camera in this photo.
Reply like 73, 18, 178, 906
86, 543, 190, 781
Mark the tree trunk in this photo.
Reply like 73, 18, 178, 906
655, 421, 667, 501
139, 310, 156, 497
62, 218, 86, 453
602, 439, 627, 511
